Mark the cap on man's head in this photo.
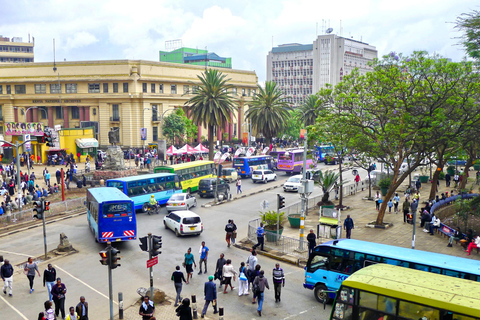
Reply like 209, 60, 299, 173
208, 275, 214, 281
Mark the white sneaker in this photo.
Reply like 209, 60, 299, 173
423, 229, 428, 232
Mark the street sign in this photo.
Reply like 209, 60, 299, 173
146, 256, 158, 268
260, 200, 269, 210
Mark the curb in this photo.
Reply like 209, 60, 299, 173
202, 183, 283, 207
233, 242, 303, 267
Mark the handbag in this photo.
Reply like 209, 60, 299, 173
239, 266, 247, 281
232, 231, 237, 239
23, 268, 29, 275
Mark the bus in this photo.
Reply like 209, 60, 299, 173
276, 149, 315, 174
153, 160, 215, 193
330, 264, 480, 320
233, 155, 273, 178
316, 144, 335, 161
106, 173, 182, 212
304, 239, 480, 303
86, 187, 136, 243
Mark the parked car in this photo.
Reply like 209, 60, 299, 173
252, 169, 277, 183
324, 155, 341, 165
163, 210, 203, 237
166, 193, 197, 211
283, 174, 302, 192
220, 168, 238, 183
198, 178, 230, 198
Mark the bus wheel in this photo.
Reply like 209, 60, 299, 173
142, 203, 149, 213
314, 284, 332, 304
187, 188, 191, 195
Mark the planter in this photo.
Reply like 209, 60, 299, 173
265, 227, 284, 242
447, 167, 455, 176
419, 175, 429, 183
287, 214, 301, 228
380, 187, 388, 196
474, 164, 480, 171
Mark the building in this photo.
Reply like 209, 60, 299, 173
0, 36, 34, 63
266, 34, 377, 106
160, 47, 232, 69
0, 59, 257, 161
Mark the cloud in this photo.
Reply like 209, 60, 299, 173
65, 32, 99, 50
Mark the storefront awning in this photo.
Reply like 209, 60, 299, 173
75, 138, 98, 149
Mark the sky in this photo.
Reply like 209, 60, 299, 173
1, 0, 478, 82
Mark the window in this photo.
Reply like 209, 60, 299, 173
192, 85, 199, 93
71, 106, 80, 119
248, 89, 251, 97
65, 83, 77, 93
151, 83, 155, 93
252, 89, 256, 96
113, 83, 118, 93
153, 127, 158, 141
152, 105, 158, 121
40, 108, 47, 119
171, 85, 177, 94
123, 83, 128, 93
103, 83, 108, 93
232, 88, 237, 95
35, 84, 46, 94
0, 105, 3, 120
183, 85, 189, 94
142, 83, 147, 93
50, 84, 61, 94
242, 88, 245, 96
159, 84, 163, 93
0, 85, 2, 94
55, 106, 62, 119
112, 104, 120, 121
93, 108, 97, 116
15, 85, 26, 94
88, 83, 100, 93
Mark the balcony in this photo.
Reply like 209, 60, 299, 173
152, 115, 160, 123
110, 116, 121, 122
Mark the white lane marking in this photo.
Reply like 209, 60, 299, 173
54, 264, 118, 305
0, 295, 29, 320
284, 269, 304, 276
0, 250, 34, 258
281, 305, 320, 319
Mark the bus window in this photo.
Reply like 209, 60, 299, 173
330, 256, 345, 272
412, 263, 429, 272
385, 259, 409, 268
308, 254, 329, 272
430, 266, 441, 274
175, 181, 181, 190
156, 177, 166, 183
166, 181, 174, 189
443, 270, 470, 280
332, 248, 349, 258
398, 301, 438, 320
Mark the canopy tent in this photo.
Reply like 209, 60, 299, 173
177, 144, 198, 154
166, 145, 178, 155
75, 138, 99, 149
194, 143, 209, 153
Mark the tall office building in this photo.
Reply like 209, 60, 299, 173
160, 47, 232, 69
267, 34, 377, 106
0, 36, 34, 63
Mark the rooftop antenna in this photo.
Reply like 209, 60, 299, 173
53, 38, 57, 72
326, 28, 333, 34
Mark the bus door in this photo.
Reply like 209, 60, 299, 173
99, 202, 136, 242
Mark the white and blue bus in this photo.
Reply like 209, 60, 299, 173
233, 155, 273, 178
304, 239, 480, 303
86, 187, 136, 243
106, 173, 182, 212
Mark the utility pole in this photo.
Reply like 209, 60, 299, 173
299, 130, 307, 249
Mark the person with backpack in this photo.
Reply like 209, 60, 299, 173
253, 270, 269, 317
246, 250, 257, 291
225, 220, 235, 247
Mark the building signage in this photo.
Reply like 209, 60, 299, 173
5, 122, 45, 136
32, 99, 82, 103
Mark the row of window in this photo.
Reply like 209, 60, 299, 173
0, 57, 34, 63
275, 79, 313, 86
273, 69, 313, 77
272, 59, 313, 68
282, 88, 313, 95
0, 45, 33, 53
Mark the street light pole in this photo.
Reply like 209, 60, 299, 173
299, 129, 307, 249
143, 108, 150, 155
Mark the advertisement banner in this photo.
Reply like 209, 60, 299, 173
141, 128, 147, 141
5, 122, 45, 136
25, 134, 31, 151
242, 132, 248, 144
300, 129, 306, 139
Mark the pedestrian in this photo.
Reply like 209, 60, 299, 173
445, 172, 451, 187
393, 193, 400, 213
172, 266, 187, 307
51, 277, 67, 319
307, 229, 316, 256
201, 275, 218, 318
246, 250, 258, 291
410, 198, 419, 219
24, 257, 40, 293
44, 300, 55, 320
222, 259, 237, 294
65, 306, 78, 320
230, 219, 237, 244
38, 311, 46, 320
45, 171, 51, 187
139, 296, 155, 320
43, 263, 56, 301
214, 253, 226, 289
236, 178, 242, 194
415, 179, 421, 192
272, 263, 285, 303
175, 298, 193, 320
252, 223, 265, 251
198, 241, 209, 275
354, 173, 360, 187
387, 199, 393, 213
343, 215, 354, 239
251, 264, 261, 304
403, 198, 410, 223
225, 220, 235, 247
56, 169, 61, 185
183, 248, 196, 284
76, 296, 89, 320
238, 262, 249, 296
253, 270, 270, 317
374, 191, 381, 210
1, 258, 14, 297
453, 173, 459, 188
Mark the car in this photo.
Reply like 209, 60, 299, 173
220, 168, 238, 183
166, 193, 197, 211
198, 178, 230, 198
324, 155, 341, 165
163, 210, 203, 237
283, 174, 302, 192
252, 169, 277, 183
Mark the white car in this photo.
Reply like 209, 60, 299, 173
283, 174, 302, 192
252, 169, 277, 183
163, 210, 203, 237
166, 193, 197, 212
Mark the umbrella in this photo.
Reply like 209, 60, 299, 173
178, 144, 198, 154
166, 145, 178, 155
194, 143, 209, 153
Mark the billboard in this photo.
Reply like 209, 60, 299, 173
5, 122, 45, 136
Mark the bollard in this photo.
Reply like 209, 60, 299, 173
192, 294, 198, 319
219, 307, 224, 320
118, 292, 124, 319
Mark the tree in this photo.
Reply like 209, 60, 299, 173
297, 94, 319, 127
162, 113, 185, 145
283, 110, 302, 140
245, 81, 292, 144
184, 69, 237, 160
455, 10, 480, 60
175, 108, 198, 143
313, 170, 340, 204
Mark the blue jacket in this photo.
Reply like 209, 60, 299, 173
204, 281, 217, 301
256, 226, 264, 237
344, 218, 354, 230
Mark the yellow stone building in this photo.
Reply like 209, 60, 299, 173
0, 59, 258, 160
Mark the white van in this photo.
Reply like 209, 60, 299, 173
163, 210, 203, 237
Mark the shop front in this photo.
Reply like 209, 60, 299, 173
75, 138, 98, 161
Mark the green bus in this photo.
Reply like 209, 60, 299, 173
153, 160, 215, 193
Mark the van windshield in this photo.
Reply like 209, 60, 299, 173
199, 180, 212, 187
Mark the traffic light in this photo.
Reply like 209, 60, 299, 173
43, 200, 50, 211
99, 250, 109, 266
151, 235, 162, 257
33, 200, 44, 219
277, 194, 285, 210
110, 247, 121, 269
139, 236, 148, 252
44, 131, 54, 147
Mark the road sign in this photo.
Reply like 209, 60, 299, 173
260, 200, 269, 210
146, 256, 158, 268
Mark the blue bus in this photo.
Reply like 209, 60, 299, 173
86, 187, 136, 243
233, 155, 273, 178
304, 239, 480, 303
106, 173, 182, 212
316, 144, 335, 161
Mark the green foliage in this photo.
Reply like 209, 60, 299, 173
314, 170, 340, 204
378, 178, 392, 189
455, 10, 480, 60
174, 108, 198, 143
438, 171, 445, 180
259, 210, 285, 229
455, 199, 473, 231
297, 94, 319, 126
162, 113, 185, 144
282, 110, 301, 140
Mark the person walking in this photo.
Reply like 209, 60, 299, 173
24, 257, 40, 293
1, 258, 14, 297
410, 198, 419, 219
214, 253, 226, 289
139, 296, 155, 320
374, 191, 381, 210
222, 259, 237, 294
251, 264, 261, 304
238, 262, 249, 296
201, 275, 218, 318
56, 169, 61, 185
402, 198, 410, 223
43, 263, 56, 301
225, 220, 235, 247
44, 300, 55, 320
172, 266, 187, 307
198, 241, 209, 275
307, 229, 316, 256
51, 277, 67, 319
175, 298, 193, 320
246, 250, 258, 291
252, 223, 265, 251
183, 248, 196, 284
445, 172, 451, 187
236, 178, 242, 194
76, 296, 89, 320
343, 215, 354, 239
393, 193, 400, 213
230, 219, 237, 244
272, 263, 285, 303
65, 306, 79, 320
253, 270, 270, 317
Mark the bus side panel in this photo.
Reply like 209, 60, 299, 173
305, 269, 349, 293
87, 211, 100, 241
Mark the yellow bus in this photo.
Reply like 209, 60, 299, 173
153, 160, 215, 193
331, 264, 480, 320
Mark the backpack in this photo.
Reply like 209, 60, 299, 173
252, 281, 261, 295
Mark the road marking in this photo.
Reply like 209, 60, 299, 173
54, 264, 118, 305
0, 250, 34, 258
0, 295, 29, 319
284, 269, 304, 276
281, 305, 320, 319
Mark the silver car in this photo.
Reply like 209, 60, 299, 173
166, 193, 197, 212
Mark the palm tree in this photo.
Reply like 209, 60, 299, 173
184, 69, 237, 160
245, 81, 292, 144
297, 94, 319, 126
314, 170, 340, 204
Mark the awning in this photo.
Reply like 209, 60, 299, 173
75, 138, 98, 149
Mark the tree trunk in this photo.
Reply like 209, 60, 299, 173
208, 125, 214, 161
459, 159, 473, 190
375, 185, 399, 225
429, 166, 442, 200
338, 160, 344, 208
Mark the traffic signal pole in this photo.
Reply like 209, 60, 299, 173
148, 233, 154, 299
42, 203, 47, 260
107, 244, 114, 320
